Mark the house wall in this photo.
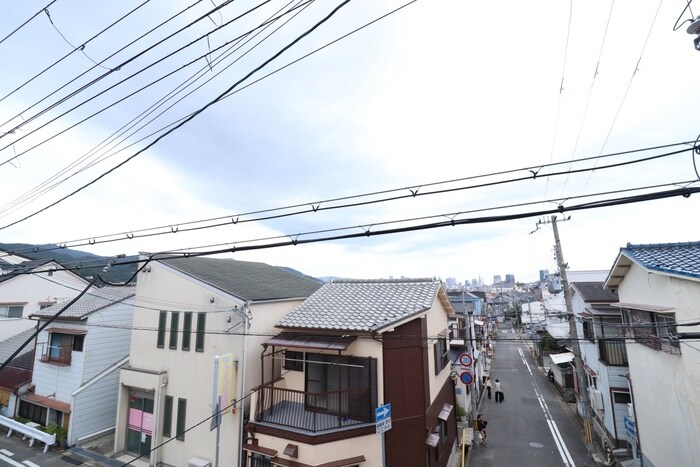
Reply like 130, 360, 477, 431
0, 265, 87, 340
120, 261, 299, 467
81, 301, 133, 380
616, 265, 700, 467
70, 367, 121, 445
33, 322, 88, 401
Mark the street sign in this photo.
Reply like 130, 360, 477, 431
375, 403, 392, 434
460, 371, 474, 385
624, 416, 636, 437
458, 353, 473, 367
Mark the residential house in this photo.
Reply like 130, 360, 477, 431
604, 242, 700, 467
246, 278, 458, 467
23, 285, 135, 446
0, 328, 35, 417
570, 281, 628, 459
0, 254, 90, 340
115, 256, 322, 467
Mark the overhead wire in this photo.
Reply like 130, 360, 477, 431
0, 0, 58, 47
0, 0, 230, 136
580, 0, 664, 195
0, 141, 694, 257
0, 0, 153, 105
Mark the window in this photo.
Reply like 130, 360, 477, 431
582, 319, 594, 342
0, 305, 23, 318
42, 332, 81, 365
434, 337, 449, 375
169, 312, 179, 349
284, 350, 303, 371
182, 312, 192, 351
163, 396, 173, 437
157, 311, 167, 348
176, 398, 187, 441
612, 391, 631, 404
249, 453, 273, 467
626, 309, 679, 354
195, 313, 206, 352
18, 401, 47, 425
72, 334, 84, 352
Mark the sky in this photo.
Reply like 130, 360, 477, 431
1, 0, 699, 285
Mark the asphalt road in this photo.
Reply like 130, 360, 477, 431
468, 329, 599, 467
0, 429, 71, 467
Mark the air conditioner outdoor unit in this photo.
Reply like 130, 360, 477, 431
188, 457, 211, 467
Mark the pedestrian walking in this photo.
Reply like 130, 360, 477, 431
476, 414, 488, 446
485, 377, 492, 399
494, 379, 504, 403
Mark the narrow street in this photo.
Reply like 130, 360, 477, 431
467, 330, 598, 467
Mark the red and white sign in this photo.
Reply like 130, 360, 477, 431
459, 353, 473, 368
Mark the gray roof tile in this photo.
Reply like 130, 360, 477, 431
277, 278, 442, 332
571, 282, 618, 303
622, 242, 700, 280
160, 257, 322, 301
31, 285, 135, 320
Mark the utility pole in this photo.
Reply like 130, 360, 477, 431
546, 215, 592, 443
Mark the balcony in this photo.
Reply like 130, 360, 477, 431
254, 383, 373, 434
598, 338, 628, 366
635, 334, 681, 355
39, 343, 72, 365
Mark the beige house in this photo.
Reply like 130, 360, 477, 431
115, 256, 322, 467
246, 278, 458, 467
604, 242, 700, 467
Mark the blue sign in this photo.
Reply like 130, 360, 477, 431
375, 403, 391, 422
624, 416, 636, 437
460, 371, 474, 385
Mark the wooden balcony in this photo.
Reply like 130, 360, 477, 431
39, 344, 72, 365
254, 383, 373, 434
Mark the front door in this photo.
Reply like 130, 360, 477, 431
126, 390, 153, 457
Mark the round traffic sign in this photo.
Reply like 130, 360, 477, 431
460, 371, 474, 385
459, 353, 473, 367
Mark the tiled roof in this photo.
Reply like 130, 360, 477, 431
570, 282, 618, 303
31, 285, 135, 319
0, 366, 31, 390
622, 242, 700, 280
0, 328, 35, 368
276, 278, 443, 332
160, 257, 322, 301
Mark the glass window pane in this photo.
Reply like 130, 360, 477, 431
169, 312, 179, 349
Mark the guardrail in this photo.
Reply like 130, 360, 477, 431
0, 415, 56, 453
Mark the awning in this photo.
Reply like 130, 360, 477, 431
584, 364, 597, 376
243, 441, 277, 457
550, 352, 575, 365
20, 393, 71, 413
612, 303, 673, 313
438, 403, 453, 421
265, 332, 356, 351
473, 320, 485, 326
271, 455, 366, 467
45, 327, 87, 335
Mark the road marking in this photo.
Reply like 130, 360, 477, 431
0, 449, 14, 456
0, 452, 25, 467
519, 347, 576, 467
22, 461, 40, 467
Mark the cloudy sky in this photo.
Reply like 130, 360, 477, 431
0, 0, 699, 284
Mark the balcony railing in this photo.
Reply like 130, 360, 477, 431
39, 343, 72, 365
255, 383, 373, 433
598, 338, 628, 366
635, 334, 680, 355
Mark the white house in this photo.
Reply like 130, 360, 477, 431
604, 242, 700, 467
570, 281, 628, 462
115, 256, 322, 467
0, 254, 90, 340
23, 285, 135, 446
246, 278, 458, 467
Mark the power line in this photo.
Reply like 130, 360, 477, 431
0, 0, 58, 47
0, 0, 153, 105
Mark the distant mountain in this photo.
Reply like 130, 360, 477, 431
0, 243, 138, 284
277, 266, 324, 284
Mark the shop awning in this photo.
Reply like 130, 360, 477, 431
44, 327, 87, 335
549, 352, 575, 365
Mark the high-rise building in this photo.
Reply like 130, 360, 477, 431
505, 274, 515, 284
539, 269, 549, 282
493, 275, 502, 285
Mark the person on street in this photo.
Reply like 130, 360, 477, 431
494, 379, 504, 403
485, 377, 492, 399
477, 414, 488, 446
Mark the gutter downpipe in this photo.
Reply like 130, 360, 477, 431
238, 302, 251, 467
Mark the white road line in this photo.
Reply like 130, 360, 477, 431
519, 347, 576, 467
22, 460, 40, 467
0, 452, 25, 467
0, 449, 14, 456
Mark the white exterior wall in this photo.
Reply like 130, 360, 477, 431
33, 322, 88, 401
252, 432, 382, 466
118, 261, 300, 467
81, 301, 133, 380
70, 368, 121, 445
426, 302, 452, 403
617, 264, 700, 467
0, 265, 88, 340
